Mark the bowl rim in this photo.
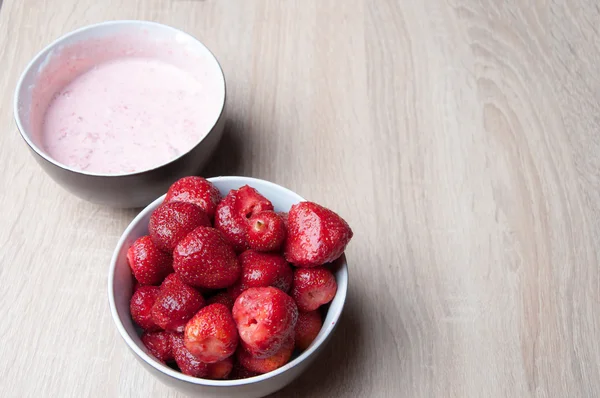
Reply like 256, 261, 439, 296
13, 19, 227, 178
108, 176, 349, 387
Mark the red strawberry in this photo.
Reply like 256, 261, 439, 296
247, 211, 286, 252
171, 333, 209, 378
229, 251, 293, 299
232, 287, 298, 358
291, 267, 337, 312
229, 362, 260, 379
152, 274, 205, 332
173, 227, 241, 289
159, 272, 181, 291
207, 291, 235, 310
294, 310, 322, 351
130, 285, 161, 331
234, 185, 275, 222
142, 331, 174, 363
236, 334, 294, 374
284, 202, 353, 267
165, 176, 222, 219
184, 303, 238, 363
127, 236, 173, 285
149, 201, 211, 253
214, 186, 273, 252
206, 356, 234, 379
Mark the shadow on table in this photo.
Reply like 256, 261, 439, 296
202, 117, 246, 178
268, 293, 364, 397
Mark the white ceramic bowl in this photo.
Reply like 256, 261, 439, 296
108, 176, 349, 398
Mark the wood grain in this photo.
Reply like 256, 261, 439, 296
1, 0, 600, 396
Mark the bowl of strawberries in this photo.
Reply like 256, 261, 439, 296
108, 176, 353, 397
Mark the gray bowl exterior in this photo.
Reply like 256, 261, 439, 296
25, 110, 225, 208
131, 329, 336, 398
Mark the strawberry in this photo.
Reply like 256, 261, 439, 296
214, 186, 273, 252
247, 211, 286, 252
236, 334, 294, 374
206, 357, 234, 380
165, 176, 222, 220
149, 201, 211, 253
141, 331, 174, 363
159, 272, 181, 291
173, 227, 240, 289
294, 310, 322, 351
206, 291, 235, 310
151, 274, 205, 332
130, 285, 161, 331
171, 333, 209, 378
284, 202, 353, 267
127, 236, 173, 285
229, 362, 260, 379
228, 251, 293, 299
234, 185, 275, 222
232, 287, 298, 358
184, 303, 238, 363
291, 267, 337, 312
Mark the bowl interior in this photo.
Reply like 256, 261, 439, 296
15, 20, 225, 170
109, 177, 348, 386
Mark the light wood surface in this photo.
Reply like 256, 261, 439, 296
2, 0, 600, 397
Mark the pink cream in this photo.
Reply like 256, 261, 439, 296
41, 57, 213, 174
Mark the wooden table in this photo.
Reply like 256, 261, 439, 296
2, 1, 600, 397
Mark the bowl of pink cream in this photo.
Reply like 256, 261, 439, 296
14, 20, 226, 208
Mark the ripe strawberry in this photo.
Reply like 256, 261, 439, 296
214, 186, 274, 252
130, 285, 161, 331
291, 267, 337, 312
236, 334, 294, 374
234, 185, 275, 222
127, 236, 173, 285
232, 287, 298, 358
184, 303, 238, 363
159, 272, 180, 291
206, 357, 234, 380
207, 291, 235, 310
165, 176, 222, 219
152, 274, 205, 332
284, 202, 353, 267
149, 201, 211, 253
229, 362, 260, 379
142, 331, 174, 363
294, 310, 322, 351
247, 211, 286, 252
228, 251, 293, 299
173, 227, 240, 289
171, 333, 209, 378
